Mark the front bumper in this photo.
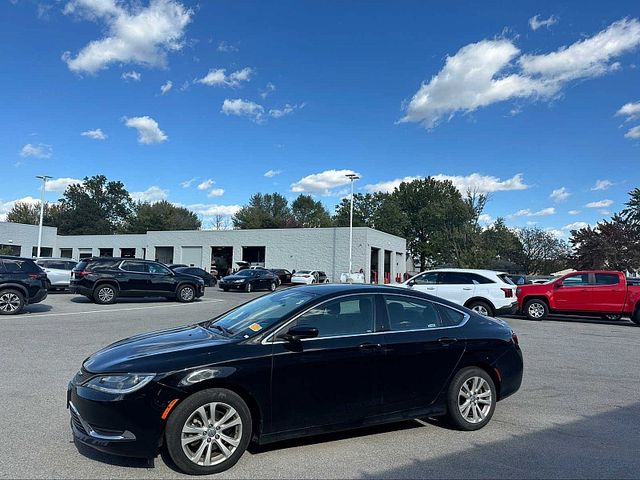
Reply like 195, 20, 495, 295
219, 282, 247, 290
67, 377, 183, 459
495, 301, 518, 316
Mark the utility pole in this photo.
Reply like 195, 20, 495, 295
35, 175, 52, 258
345, 173, 360, 274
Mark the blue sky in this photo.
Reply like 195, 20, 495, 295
1, 0, 639, 234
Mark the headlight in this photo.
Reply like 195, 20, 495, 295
84, 374, 154, 394
233, 279, 246, 283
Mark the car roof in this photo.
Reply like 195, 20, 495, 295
36, 257, 77, 261
81, 257, 149, 262
421, 268, 507, 275
0, 255, 36, 261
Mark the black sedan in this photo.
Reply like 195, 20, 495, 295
269, 268, 292, 285
173, 267, 217, 287
218, 269, 279, 292
67, 284, 523, 475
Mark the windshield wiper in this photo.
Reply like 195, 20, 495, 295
209, 324, 232, 336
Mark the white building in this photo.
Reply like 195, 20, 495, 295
0, 222, 407, 284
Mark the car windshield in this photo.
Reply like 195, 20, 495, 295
235, 270, 255, 277
208, 290, 316, 338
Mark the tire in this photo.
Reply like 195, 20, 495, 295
601, 314, 622, 321
269, 282, 276, 292
632, 309, 640, 326
93, 284, 117, 305
245, 283, 252, 293
524, 298, 548, 320
45, 280, 52, 291
0, 289, 25, 315
177, 285, 196, 303
222, 287, 229, 292
468, 300, 493, 317
324, 279, 330, 284
165, 388, 252, 475
446, 367, 496, 431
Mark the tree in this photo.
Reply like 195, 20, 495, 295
6, 201, 63, 227
517, 227, 571, 275
291, 195, 333, 228
622, 187, 640, 225
233, 193, 295, 229
475, 218, 524, 271
333, 192, 388, 228
56, 175, 134, 235
124, 201, 201, 233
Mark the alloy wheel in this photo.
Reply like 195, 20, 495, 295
527, 302, 545, 319
0, 293, 21, 313
270, 282, 276, 292
181, 402, 243, 466
181, 287, 195, 301
471, 305, 489, 316
458, 376, 492, 424
97, 287, 114, 303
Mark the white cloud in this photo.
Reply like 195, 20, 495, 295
269, 103, 304, 118
592, 179, 613, 191
62, 0, 192, 74
400, 18, 640, 129
217, 41, 238, 53
196, 67, 253, 87
207, 188, 225, 198
586, 199, 614, 208
625, 125, 640, 139
550, 187, 570, 202
616, 101, 640, 121
568, 209, 581, 215
478, 213, 493, 225
180, 177, 196, 188
186, 203, 241, 217
563, 221, 589, 231
509, 207, 556, 217
160, 80, 173, 95
121, 70, 141, 81
197, 179, 214, 190
80, 128, 107, 140
130, 186, 168, 203
260, 82, 276, 99
0, 196, 40, 221
264, 169, 281, 178
123, 116, 167, 144
45, 177, 82, 192
221, 98, 265, 122
529, 14, 558, 31
291, 169, 361, 195
364, 173, 529, 194
20, 143, 52, 158
364, 176, 420, 193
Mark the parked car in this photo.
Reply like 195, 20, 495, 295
402, 269, 517, 317
67, 284, 523, 474
269, 268, 292, 285
173, 267, 217, 287
70, 257, 205, 305
0, 255, 48, 315
219, 269, 279, 292
517, 270, 640, 324
35, 257, 78, 290
291, 270, 329, 285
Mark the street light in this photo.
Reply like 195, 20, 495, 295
345, 173, 360, 275
35, 175, 52, 258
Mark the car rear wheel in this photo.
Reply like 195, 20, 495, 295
468, 300, 493, 317
0, 290, 25, 315
632, 310, 640, 326
447, 367, 496, 431
166, 388, 252, 475
177, 285, 196, 303
524, 299, 548, 320
93, 285, 117, 305
245, 283, 252, 293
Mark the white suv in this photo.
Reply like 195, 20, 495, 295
402, 268, 517, 317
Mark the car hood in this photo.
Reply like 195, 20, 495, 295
83, 324, 233, 374
221, 274, 250, 281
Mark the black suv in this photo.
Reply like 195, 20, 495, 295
70, 257, 205, 305
0, 256, 48, 315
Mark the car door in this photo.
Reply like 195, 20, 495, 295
407, 271, 439, 295
436, 272, 476, 305
379, 294, 466, 413
269, 294, 384, 433
118, 260, 151, 294
553, 273, 592, 311
591, 273, 626, 313
146, 262, 176, 294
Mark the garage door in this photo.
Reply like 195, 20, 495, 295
182, 246, 203, 267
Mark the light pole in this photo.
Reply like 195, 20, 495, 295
345, 173, 360, 274
36, 175, 52, 258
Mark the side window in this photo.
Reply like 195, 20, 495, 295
595, 274, 619, 286
435, 304, 467, 327
413, 272, 438, 285
290, 295, 375, 338
562, 274, 590, 287
148, 263, 171, 275
384, 296, 443, 331
470, 274, 494, 284
121, 261, 148, 273
3, 260, 40, 273
440, 272, 474, 284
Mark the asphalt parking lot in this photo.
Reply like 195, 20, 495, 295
1, 288, 639, 479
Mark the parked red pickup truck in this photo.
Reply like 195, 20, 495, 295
517, 271, 640, 324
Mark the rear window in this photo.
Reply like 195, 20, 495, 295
595, 274, 619, 286
497, 274, 515, 285
73, 260, 88, 271
1, 259, 41, 273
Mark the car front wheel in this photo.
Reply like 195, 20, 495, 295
245, 283, 252, 293
447, 367, 496, 431
177, 285, 196, 303
524, 299, 548, 320
269, 282, 276, 292
165, 388, 252, 475
0, 289, 25, 315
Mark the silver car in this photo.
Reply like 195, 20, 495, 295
35, 258, 78, 290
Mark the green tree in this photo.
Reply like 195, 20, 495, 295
124, 200, 201, 233
233, 193, 295, 229
622, 187, 640, 225
475, 218, 525, 271
517, 227, 571, 275
6, 201, 62, 227
291, 195, 333, 228
56, 175, 134, 235
333, 192, 387, 228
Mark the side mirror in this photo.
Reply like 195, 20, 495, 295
554, 281, 563, 289
407, 280, 415, 287
281, 326, 319, 341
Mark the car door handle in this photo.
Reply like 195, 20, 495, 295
426, 287, 436, 290
462, 287, 473, 290
359, 342, 382, 350
438, 337, 458, 346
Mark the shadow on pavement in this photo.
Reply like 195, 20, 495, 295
505, 314, 637, 327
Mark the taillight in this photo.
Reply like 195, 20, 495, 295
512, 332, 519, 346
28, 273, 44, 279
74, 270, 91, 278
501, 287, 513, 298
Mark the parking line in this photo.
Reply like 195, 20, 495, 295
23, 299, 225, 318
